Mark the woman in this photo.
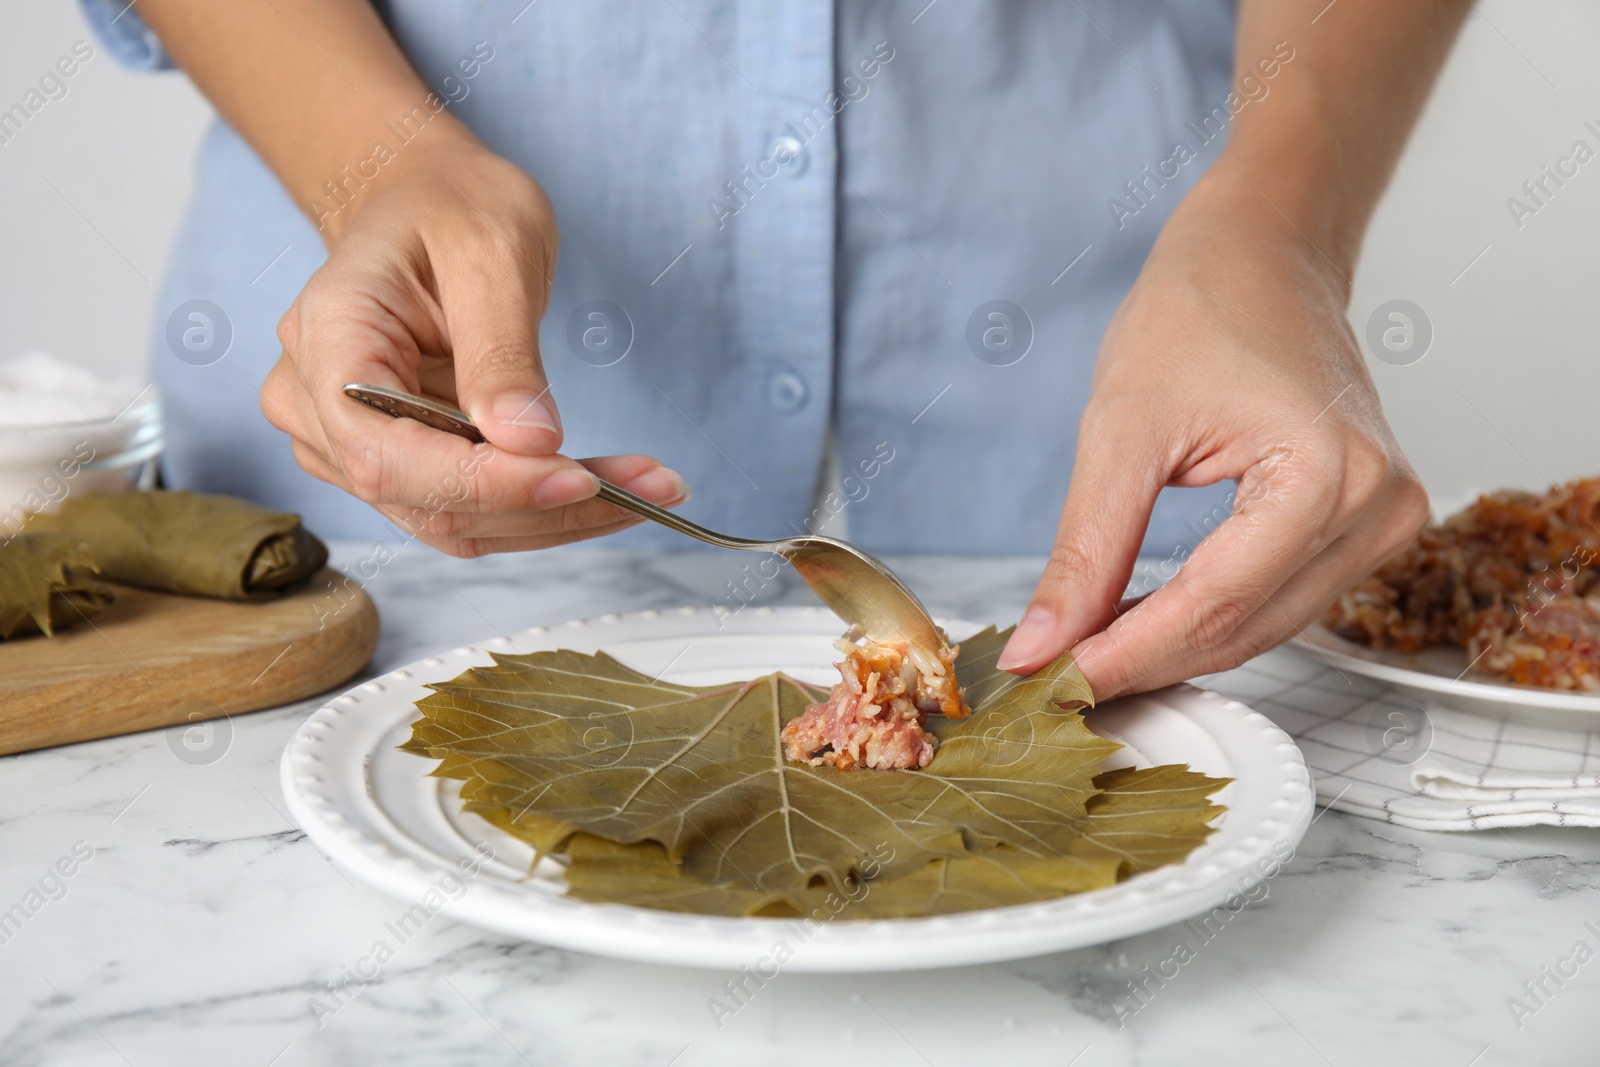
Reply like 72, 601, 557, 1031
84, 0, 1458, 696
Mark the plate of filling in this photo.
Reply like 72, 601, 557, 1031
1301, 476, 1600, 717
281, 606, 1312, 972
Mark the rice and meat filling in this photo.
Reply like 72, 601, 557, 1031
781, 629, 971, 770
1324, 476, 1600, 691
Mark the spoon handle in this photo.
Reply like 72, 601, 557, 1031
342, 383, 759, 551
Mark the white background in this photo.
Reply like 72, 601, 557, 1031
1, 1, 1595, 515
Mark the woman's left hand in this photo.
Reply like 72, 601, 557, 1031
997, 168, 1431, 698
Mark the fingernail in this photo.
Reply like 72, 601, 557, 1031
622, 467, 690, 505
998, 606, 1057, 672
533, 468, 599, 508
492, 392, 559, 433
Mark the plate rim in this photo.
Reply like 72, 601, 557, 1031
1291, 622, 1600, 713
281, 605, 1315, 972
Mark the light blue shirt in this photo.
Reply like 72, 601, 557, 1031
85, 0, 1237, 556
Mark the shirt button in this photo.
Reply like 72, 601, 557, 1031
769, 134, 808, 176
767, 369, 808, 412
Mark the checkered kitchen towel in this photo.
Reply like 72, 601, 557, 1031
1200, 648, 1600, 830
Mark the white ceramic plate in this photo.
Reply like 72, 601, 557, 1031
281, 606, 1313, 972
1292, 622, 1600, 720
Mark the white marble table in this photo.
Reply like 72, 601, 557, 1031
3, 544, 1596, 1067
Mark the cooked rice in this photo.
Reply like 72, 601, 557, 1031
781, 630, 970, 771
1324, 476, 1600, 691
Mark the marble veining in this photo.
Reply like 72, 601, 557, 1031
1, 542, 1597, 1066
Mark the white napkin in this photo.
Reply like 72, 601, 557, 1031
1200, 647, 1600, 830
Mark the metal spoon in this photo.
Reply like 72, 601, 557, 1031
342, 383, 947, 652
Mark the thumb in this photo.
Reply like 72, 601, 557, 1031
448, 277, 563, 456
999, 429, 1164, 675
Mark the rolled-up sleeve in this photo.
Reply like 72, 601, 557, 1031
79, 0, 174, 71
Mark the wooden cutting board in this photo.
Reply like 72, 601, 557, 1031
0, 567, 379, 756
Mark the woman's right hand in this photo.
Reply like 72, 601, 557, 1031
261, 128, 688, 557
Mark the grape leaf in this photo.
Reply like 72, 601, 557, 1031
834, 765, 1229, 917
951, 624, 1027, 710
1065, 764, 1233, 876
558, 765, 1227, 918
0, 533, 113, 639
27, 490, 327, 600
403, 638, 1116, 896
